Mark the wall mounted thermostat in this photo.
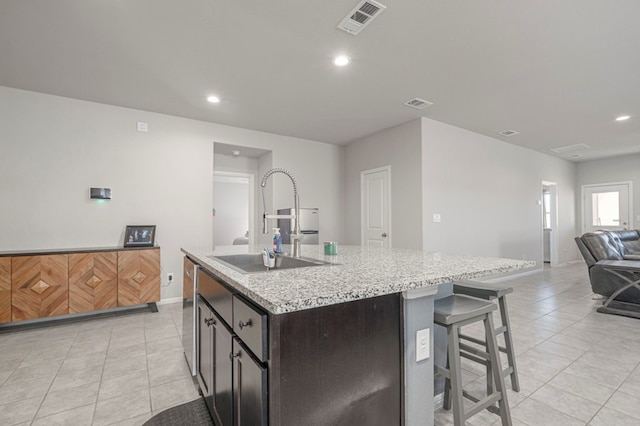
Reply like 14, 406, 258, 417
90, 187, 112, 199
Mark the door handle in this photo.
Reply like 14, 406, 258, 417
205, 318, 216, 327
381, 233, 387, 238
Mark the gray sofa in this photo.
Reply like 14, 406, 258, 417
575, 230, 640, 317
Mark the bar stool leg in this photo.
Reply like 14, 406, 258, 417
447, 324, 465, 426
499, 296, 520, 392
443, 355, 452, 410
484, 314, 511, 426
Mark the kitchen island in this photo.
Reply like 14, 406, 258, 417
182, 245, 534, 426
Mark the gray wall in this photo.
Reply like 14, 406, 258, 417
0, 86, 345, 299
576, 153, 640, 233
420, 118, 579, 265
344, 120, 423, 249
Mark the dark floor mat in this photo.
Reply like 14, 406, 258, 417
143, 398, 214, 426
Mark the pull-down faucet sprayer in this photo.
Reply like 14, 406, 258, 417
261, 168, 301, 258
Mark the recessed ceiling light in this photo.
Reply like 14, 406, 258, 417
616, 115, 631, 121
207, 95, 220, 103
333, 55, 350, 66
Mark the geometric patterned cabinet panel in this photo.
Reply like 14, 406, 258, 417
0, 257, 11, 323
11, 254, 69, 321
69, 251, 118, 314
117, 248, 160, 307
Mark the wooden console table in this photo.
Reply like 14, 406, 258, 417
0, 246, 160, 324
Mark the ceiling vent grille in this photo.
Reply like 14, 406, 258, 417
498, 130, 520, 137
404, 98, 433, 110
550, 143, 591, 154
338, 1, 387, 35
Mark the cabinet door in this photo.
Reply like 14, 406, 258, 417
0, 257, 11, 323
117, 248, 160, 306
212, 317, 233, 426
233, 338, 268, 426
198, 298, 214, 399
11, 255, 69, 321
69, 252, 117, 313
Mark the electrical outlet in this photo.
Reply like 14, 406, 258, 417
416, 328, 430, 362
167, 273, 174, 283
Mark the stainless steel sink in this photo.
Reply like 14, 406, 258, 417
210, 254, 333, 274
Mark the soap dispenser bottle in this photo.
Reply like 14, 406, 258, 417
273, 228, 282, 254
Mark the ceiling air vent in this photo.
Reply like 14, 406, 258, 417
549, 143, 591, 154
498, 130, 520, 137
338, 1, 387, 35
404, 98, 433, 110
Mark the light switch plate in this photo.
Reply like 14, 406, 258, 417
416, 328, 430, 362
433, 213, 441, 223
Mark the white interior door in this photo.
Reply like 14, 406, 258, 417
361, 166, 391, 248
582, 182, 632, 233
542, 181, 558, 267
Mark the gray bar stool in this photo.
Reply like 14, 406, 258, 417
434, 294, 511, 426
453, 280, 519, 392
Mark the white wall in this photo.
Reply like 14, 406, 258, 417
212, 132, 345, 248
344, 120, 423, 249
576, 153, 640, 232
421, 118, 578, 265
0, 86, 345, 299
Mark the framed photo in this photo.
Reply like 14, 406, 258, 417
124, 225, 156, 247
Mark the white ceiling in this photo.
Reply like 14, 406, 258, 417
1, 0, 639, 162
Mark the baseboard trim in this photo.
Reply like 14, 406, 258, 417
158, 297, 182, 305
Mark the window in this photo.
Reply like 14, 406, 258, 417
591, 192, 619, 226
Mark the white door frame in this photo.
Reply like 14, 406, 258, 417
213, 171, 255, 246
360, 166, 392, 248
581, 181, 633, 234
542, 181, 559, 267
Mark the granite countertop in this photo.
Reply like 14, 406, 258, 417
182, 245, 535, 315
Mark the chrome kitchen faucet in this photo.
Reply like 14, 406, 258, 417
261, 168, 302, 258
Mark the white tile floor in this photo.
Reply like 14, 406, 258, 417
0, 302, 198, 426
435, 262, 640, 425
1, 262, 639, 425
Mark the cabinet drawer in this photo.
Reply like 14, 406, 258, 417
198, 269, 233, 326
233, 295, 268, 362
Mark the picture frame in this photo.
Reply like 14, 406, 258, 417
124, 225, 156, 247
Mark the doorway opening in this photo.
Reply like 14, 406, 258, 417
213, 171, 254, 246
212, 142, 272, 247
542, 181, 558, 267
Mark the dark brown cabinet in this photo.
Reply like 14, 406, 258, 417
191, 261, 401, 426
196, 268, 268, 426
233, 338, 268, 425
198, 296, 234, 426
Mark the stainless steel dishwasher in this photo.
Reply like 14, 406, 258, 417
182, 257, 199, 376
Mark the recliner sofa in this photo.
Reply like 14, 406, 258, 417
576, 230, 640, 317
